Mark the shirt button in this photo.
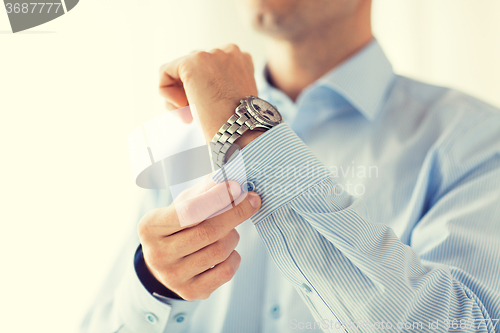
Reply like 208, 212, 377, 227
173, 313, 187, 323
242, 180, 255, 192
301, 283, 312, 294
270, 305, 281, 319
145, 313, 158, 324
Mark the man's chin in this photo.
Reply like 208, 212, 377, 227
251, 15, 294, 39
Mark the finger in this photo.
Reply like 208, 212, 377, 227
204, 191, 260, 228
172, 180, 242, 228
137, 205, 183, 244
173, 173, 217, 203
242, 51, 252, 61
159, 56, 186, 86
139, 180, 242, 241
188, 250, 241, 300
164, 102, 193, 124
168, 191, 261, 255
207, 47, 224, 55
159, 58, 190, 107
205, 188, 248, 220
176, 228, 240, 278
164, 100, 178, 111
220, 43, 241, 53
241, 52, 254, 74
159, 81, 189, 110
171, 105, 193, 124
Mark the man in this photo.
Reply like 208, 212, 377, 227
81, 0, 500, 332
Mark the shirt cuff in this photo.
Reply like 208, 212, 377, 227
211, 122, 332, 223
134, 245, 184, 300
114, 245, 200, 333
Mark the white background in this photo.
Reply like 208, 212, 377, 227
1, 0, 499, 332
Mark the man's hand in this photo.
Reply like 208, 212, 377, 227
137, 175, 262, 301
158, 44, 259, 142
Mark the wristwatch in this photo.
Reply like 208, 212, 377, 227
210, 95, 283, 168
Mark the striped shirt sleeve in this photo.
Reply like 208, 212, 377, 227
211, 121, 500, 332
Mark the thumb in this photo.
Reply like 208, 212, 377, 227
206, 189, 261, 220
247, 191, 262, 210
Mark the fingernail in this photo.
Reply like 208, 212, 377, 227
248, 192, 261, 209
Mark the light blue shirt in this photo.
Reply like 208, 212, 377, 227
80, 39, 500, 333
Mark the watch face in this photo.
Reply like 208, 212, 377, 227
249, 98, 282, 126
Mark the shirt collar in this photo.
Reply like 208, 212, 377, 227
255, 38, 396, 122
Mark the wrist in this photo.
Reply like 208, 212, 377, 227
224, 129, 265, 162
211, 95, 282, 167
234, 129, 266, 149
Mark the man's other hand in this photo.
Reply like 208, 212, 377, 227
158, 44, 258, 142
137, 176, 262, 301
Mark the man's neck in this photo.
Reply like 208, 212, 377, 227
264, 15, 373, 102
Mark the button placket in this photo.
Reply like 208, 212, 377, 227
301, 283, 313, 294
144, 312, 158, 325
173, 312, 187, 323
270, 304, 281, 319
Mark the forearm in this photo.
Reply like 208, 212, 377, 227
211, 122, 500, 332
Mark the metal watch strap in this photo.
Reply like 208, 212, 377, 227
210, 112, 254, 168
